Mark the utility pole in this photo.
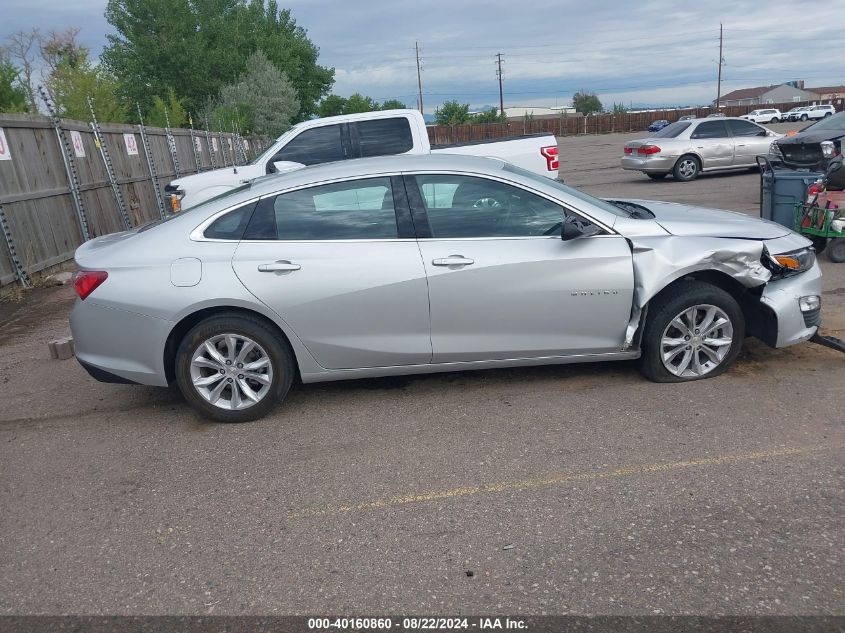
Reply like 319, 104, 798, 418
716, 22, 723, 108
495, 52, 505, 116
415, 41, 424, 115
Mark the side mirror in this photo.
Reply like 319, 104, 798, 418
561, 215, 600, 241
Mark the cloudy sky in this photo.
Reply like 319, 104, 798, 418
4, 0, 845, 112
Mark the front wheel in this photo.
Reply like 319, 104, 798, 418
175, 314, 295, 422
771, 117, 780, 123
800, 114, 809, 121
673, 155, 700, 181
639, 282, 745, 383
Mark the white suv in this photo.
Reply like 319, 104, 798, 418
803, 104, 836, 121
742, 108, 782, 124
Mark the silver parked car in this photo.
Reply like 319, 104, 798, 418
71, 154, 821, 422
621, 117, 782, 181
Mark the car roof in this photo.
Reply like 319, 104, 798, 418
246, 154, 508, 198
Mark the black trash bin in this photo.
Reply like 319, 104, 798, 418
758, 157, 824, 229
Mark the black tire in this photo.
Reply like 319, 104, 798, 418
800, 114, 808, 121
638, 281, 745, 383
810, 236, 828, 254
828, 237, 845, 263
175, 313, 295, 423
647, 173, 668, 180
771, 117, 779, 123
824, 112, 832, 118
673, 155, 700, 182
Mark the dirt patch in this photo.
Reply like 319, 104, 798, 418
0, 285, 76, 346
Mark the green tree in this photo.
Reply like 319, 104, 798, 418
343, 93, 377, 114
317, 94, 347, 117
47, 49, 128, 122
380, 99, 407, 110
147, 88, 188, 128
572, 90, 603, 115
217, 50, 299, 137
472, 107, 506, 123
611, 102, 627, 114
434, 100, 470, 126
103, 0, 332, 120
0, 55, 28, 113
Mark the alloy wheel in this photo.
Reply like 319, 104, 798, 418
678, 159, 698, 179
660, 304, 733, 378
189, 333, 274, 410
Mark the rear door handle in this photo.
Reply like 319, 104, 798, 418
258, 260, 301, 272
432, 256, 474, 267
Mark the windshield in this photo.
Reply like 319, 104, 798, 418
652, 121, 691, 138
801, 111, 845, 132
503, 163, 631, 217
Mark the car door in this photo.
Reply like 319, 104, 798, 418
404, 173, 634, 363
231, 176, 432, 369
689, 120, 734, 169
727, 119, 772, 166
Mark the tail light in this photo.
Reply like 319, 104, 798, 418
624, 147, 633, 154
540, 146, 559, 171
807, 182, 823, 197
73, 270, 108, 300
637, 145, 661, 155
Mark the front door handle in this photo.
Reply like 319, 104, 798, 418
258, 260, 301, 272
432, 255, 474, 267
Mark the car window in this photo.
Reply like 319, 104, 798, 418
203, 201, 256, 240
412, 174, 565, 238
652, 122, 691, 138
727, 119, 766, 137
272, 124, 344, 166
691, 121, 729, 139
243, 177, 398, 240
356, 117, 413, 157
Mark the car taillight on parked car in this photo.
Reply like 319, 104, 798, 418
624, 146, 633, 154
73, 270, 108, 300
637, 145, 661, 155
540, 146, 559, 171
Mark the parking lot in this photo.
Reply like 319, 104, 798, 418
1, 129, 843, 616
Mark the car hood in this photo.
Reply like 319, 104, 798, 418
777, 127, 845, 145
615, 200, 791, 239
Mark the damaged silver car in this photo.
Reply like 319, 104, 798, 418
69, 155, 822, 422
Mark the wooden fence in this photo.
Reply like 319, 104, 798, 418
0, 113, 271, 288
427, 99, 843, 145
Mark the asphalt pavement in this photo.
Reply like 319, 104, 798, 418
0, 129, 842, 617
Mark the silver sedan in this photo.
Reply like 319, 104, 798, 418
621, 117, 782, 181
70, 154, 821, 422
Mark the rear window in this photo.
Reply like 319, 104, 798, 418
652, 122, 691, 138
356, 117, 413, 158
273, 125, 344, 165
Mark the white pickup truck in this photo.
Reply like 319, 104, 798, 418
166, 109, 560, 210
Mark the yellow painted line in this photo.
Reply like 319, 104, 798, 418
289, 445, 831, 519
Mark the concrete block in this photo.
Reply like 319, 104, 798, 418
49, 336, 75, 360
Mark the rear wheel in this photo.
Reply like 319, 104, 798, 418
824, 112, 832, 118
175, 314, 295, 422
800, 114, 809, 121
673, 155, 700, 181
771, 117, 779, 123
828, 237, 845, 263
647, 173, 668, 180
639, 282, 744, 382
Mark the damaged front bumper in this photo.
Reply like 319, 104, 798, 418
758, 260, 822, 347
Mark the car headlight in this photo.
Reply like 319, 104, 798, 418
768, 142, 783, 160
762, 246, 815, 278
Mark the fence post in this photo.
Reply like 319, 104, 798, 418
39, 86, 90, 242
0, 203, 31, 287
88, 96, 132, 231
204, 118, 216, 170
164, 107, 181, 179
137, 104, 167, 220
